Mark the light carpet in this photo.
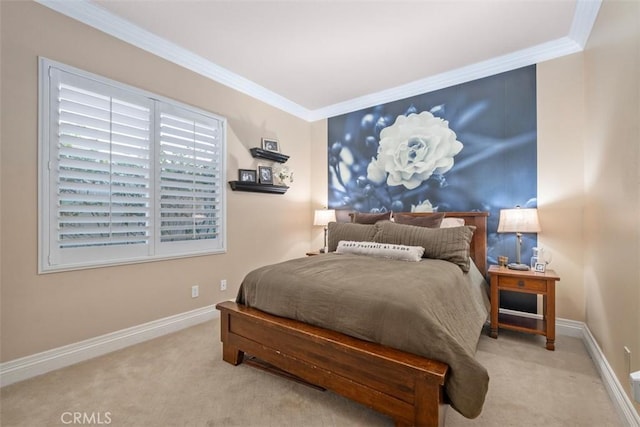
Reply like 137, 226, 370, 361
0, 318, 622, 426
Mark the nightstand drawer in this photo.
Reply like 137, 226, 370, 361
498, 276, 547, 292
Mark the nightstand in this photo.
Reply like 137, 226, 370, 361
488, 265, 560, 350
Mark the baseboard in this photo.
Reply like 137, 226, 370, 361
581, 325, 640, 426
498, 308, 588, 339
0, 305, 218, 387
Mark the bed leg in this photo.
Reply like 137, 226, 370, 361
393, 378, 446, 427
413, 376, 446, 427
219, 306, 245, 365
222, 344, 244, 365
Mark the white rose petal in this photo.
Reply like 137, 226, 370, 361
411, 200, 434, 212
367, 158, 386, 184
339, 161, 352, 184
367, 111, 463, 189
340, 147, 354, 165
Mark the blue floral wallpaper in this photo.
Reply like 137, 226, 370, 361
327, 65, 538, 311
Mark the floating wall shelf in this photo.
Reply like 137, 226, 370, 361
250, 148, 289, 163
228, 181, 289, 194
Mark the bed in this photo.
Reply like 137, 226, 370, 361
216, 211, 489, 427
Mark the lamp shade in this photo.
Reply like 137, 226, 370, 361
313, 209, 336, 226
497, 208, 541, 233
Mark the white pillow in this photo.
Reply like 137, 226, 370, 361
440, 217, 465, 228
335, 240, 424, 262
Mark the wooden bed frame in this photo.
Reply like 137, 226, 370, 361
216, 212, 488, 427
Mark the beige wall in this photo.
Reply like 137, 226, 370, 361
0, 2, 312, 361
537, 53, 586, 322
583, 0, 640, 411
309, 120, 329, 250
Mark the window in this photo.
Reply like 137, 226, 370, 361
39, 58, 226, 272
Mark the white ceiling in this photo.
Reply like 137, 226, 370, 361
39, 0, 601, 121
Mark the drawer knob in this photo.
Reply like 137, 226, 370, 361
518, 280, 525, 288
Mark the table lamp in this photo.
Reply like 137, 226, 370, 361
497, 206, 541, 270
313, 209, 336, 253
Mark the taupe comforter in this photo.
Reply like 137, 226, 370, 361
237, 253, 490, 418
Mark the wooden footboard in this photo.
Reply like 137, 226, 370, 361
216, 301, 449, 427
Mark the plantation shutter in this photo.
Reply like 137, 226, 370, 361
40, 59, 226, 272
157, 103, 224, 252
48, 69, 153, 266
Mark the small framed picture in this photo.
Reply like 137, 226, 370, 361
238, 169, 257, 183
261, 138, 279, 153
534, 262, 546, 273
258, 166, 273, 184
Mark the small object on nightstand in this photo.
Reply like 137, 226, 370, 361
306, 251, 321, 256
530, 246, 541, 269
488, 265, 560, 350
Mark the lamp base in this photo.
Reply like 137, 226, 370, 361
507, 263, 530, 271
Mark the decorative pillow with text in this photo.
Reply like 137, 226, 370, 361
335, 240, 424, 262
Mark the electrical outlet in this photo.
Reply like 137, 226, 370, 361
191, 285, 199, 298
220, 279, 227, 291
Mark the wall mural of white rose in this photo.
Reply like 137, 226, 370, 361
366, 111, 463, 190
328, 65, 538, 312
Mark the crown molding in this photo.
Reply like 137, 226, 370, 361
570, 0, 603, 48
308, 36, 583, 121
313, 0, 602, 120
35, 0, 312, 120
36, 0, 600, 122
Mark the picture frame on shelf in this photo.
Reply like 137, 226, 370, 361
534, 262, 546, 273
238, 169, 257, 183
261, 138, 279, 153
258, 166, 273, 184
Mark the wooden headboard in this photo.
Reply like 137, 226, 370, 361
348, 211, 489, 276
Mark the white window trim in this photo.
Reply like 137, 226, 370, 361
38, 57, 227, 273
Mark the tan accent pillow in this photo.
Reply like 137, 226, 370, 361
336, 241, 424, 262
393, 212, 445, 228
440, 217, 466, 228
351, 211, 392, 224
373, 221, 475, 272
327, 222, 378, 252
